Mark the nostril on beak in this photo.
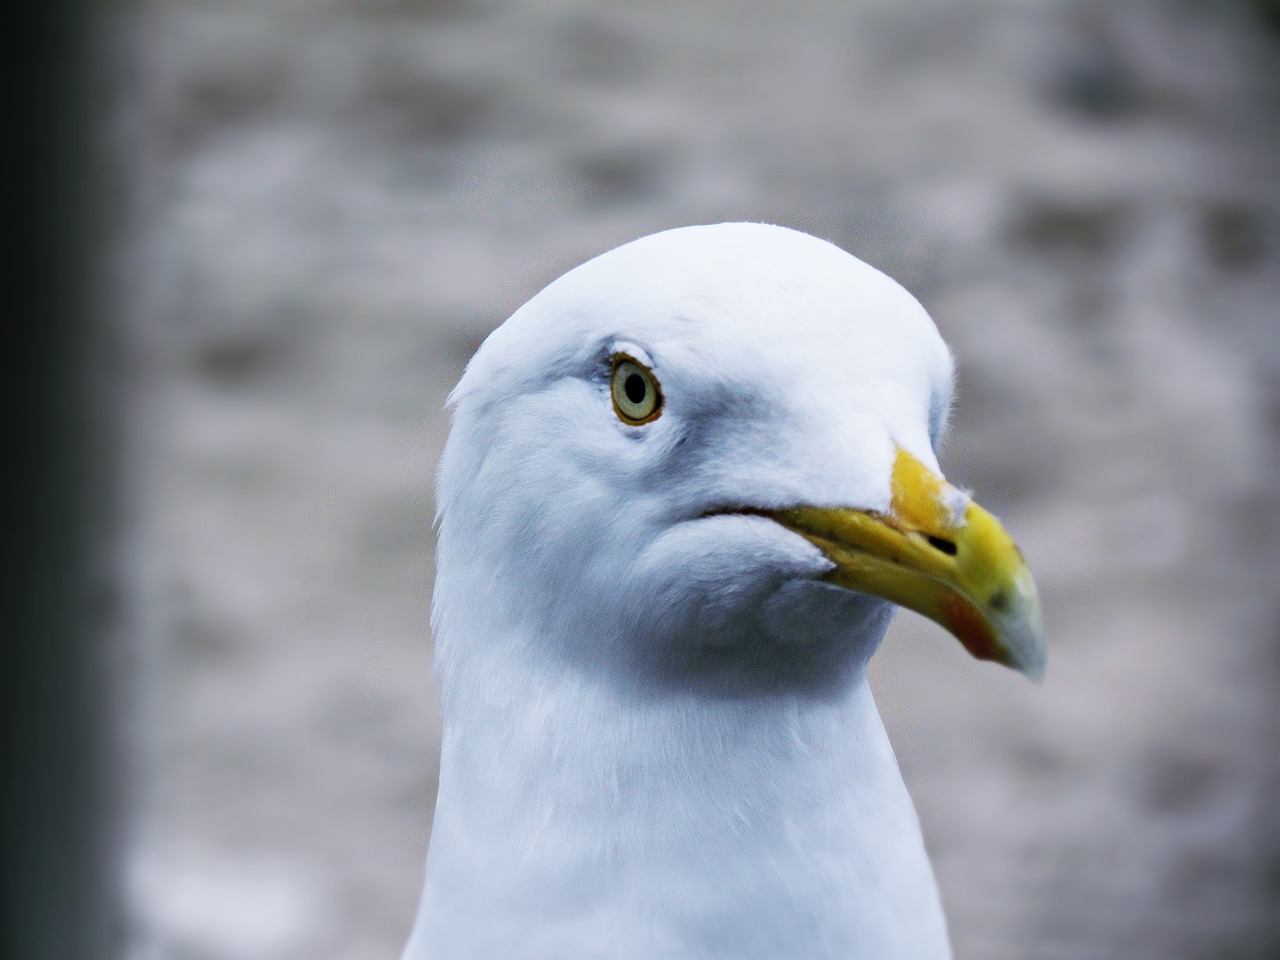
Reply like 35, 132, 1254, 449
925, 535, 958, 556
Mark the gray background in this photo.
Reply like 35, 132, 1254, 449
119, 1, 1280, 958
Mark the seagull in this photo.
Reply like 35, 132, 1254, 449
404, 223, 1045, 960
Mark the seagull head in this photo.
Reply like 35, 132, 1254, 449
434, 223, 1045, 699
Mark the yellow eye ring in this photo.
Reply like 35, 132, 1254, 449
610, 355, 663, 425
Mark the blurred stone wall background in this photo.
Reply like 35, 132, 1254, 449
119, 1, 1280, 958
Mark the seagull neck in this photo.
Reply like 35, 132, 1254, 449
412, 627, 948, 958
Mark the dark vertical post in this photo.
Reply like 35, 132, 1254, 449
4, 1, 124, 958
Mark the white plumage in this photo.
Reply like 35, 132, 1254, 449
405, 223, 1044, 959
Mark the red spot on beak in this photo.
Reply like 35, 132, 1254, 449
941, 594, 1002, 665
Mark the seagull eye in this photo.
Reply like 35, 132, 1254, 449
610, 356, 663, 425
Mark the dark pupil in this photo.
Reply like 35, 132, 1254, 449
624, 372, 647, 405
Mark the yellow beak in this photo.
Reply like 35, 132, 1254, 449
767, 448, 1046, 680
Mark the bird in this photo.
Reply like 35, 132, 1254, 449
403, 223, 1045, 960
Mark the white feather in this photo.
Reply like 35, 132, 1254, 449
406, 223, 956, 959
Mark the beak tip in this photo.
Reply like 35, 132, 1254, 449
1002, 620, 1047, 683
1018, 654, 1047, 684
